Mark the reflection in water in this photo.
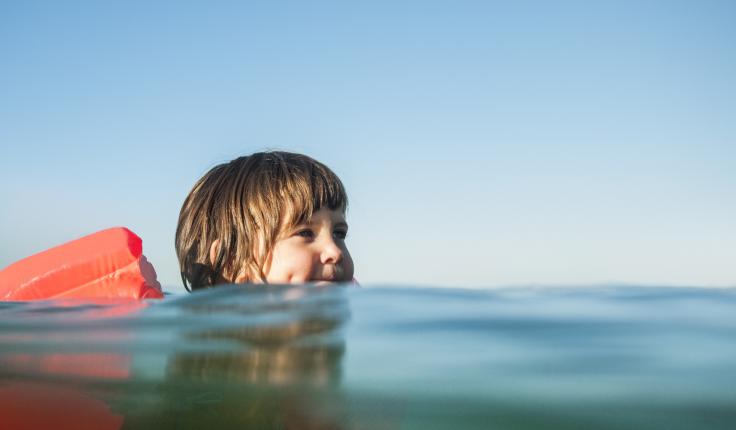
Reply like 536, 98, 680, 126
0, 299, 146, 429
154, 286, 349, 429
169, 331, 344, 385
165, 284, 349, 385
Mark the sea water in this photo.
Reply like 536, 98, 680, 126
1, 285, 735, 429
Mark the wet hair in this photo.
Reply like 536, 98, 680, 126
175, 151, 348, 291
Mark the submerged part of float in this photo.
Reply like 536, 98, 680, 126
0, 227, 163, 301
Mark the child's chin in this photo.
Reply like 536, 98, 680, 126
312, 280, 336, 286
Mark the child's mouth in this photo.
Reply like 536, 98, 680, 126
311, 266, 343, 284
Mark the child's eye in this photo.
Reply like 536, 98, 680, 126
334, 229, 348, 240
295, 229, 315, 239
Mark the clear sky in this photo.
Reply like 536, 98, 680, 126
1, 1, 734, 292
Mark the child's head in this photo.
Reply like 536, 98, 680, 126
175, 151, 354, 291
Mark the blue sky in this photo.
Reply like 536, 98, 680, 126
1, 1, 734, 292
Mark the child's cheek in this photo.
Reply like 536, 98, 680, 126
343, 252, 355, 280
292, 253, 317, 283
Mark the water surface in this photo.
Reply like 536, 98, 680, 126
1, 285, 735, 429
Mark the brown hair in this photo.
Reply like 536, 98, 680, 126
175, 151, 348, 291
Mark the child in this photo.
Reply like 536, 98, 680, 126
175, 151, 354, 291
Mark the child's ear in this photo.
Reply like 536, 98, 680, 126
209, 240, 220, 267
211, 240, 244, 284
209, 239, 234, 285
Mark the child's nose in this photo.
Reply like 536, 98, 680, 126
320, 239, 343, 265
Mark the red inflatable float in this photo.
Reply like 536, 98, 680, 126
0, 227, 163, 301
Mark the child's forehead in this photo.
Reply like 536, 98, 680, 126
312, 208, 347, 223
286, 207, 347, 226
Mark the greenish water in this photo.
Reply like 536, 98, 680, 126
1, 285, 735, 429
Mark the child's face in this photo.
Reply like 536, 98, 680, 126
263, 208, 354, 285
